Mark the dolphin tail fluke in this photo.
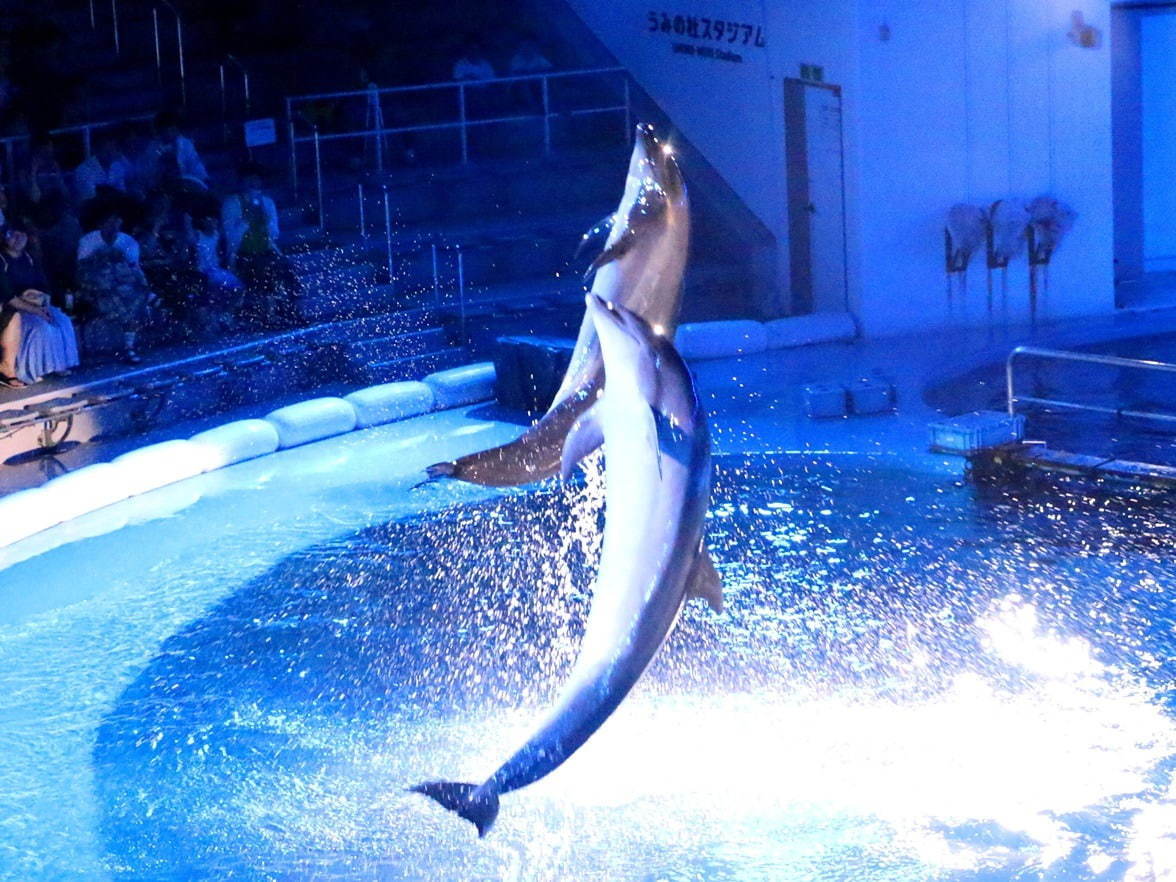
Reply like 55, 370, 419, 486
409, 781, 500, 837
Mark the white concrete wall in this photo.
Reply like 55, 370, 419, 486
561, 0, 860, 317
1140, 11, 1176, 272
854, 1, 1113, 335
562, 0, 1115, 337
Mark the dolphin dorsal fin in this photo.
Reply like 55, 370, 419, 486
685, 545, 723, 612
559, 404, 604, 481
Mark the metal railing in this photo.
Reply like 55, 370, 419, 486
152, 0, 187, 106
1006, 345, 1176, 424
286, 66, 632, 194
219, 54, 251, 140
0, 114, 155, 185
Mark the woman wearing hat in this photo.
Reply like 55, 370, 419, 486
0, 222, 80, 387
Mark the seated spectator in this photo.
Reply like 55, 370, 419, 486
222, 163, 301, 328
452, 38, 496, 81
78, 201, 142, 266
190, 211, 243, 333
141, 110, 209, 195
15, 137, 67, 211
0, 222, 78, 385
508, 34, 553, 110
77, 202, 158, 364
74, 132, 132, 203
133, 192, 201, 331
0, 301, 19, 387
33, 189, 82, 297
508, 35, 554, 76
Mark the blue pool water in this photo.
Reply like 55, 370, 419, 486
5, 450, 1173, 880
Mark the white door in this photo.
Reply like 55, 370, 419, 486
785, 80, 848, 314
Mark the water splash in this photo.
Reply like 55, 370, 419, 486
85, 455, 1176, 879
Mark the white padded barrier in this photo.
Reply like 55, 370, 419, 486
0, 488, 62, 548
425, 362, 497, 409
676, 320, 768, 361
265, 397, 358, 449
763, 313, 857, 350
189, 419, 281, 468
345, 381, 435, 429
113, 439, 217, 497
38, 462, 134, 522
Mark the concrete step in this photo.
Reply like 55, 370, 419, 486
335, 327, 450, 366
359, 347, 469, 385
298, 282, 419, 323
298, 261, 380, 296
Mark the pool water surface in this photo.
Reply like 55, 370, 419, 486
73, 453, 1176, 881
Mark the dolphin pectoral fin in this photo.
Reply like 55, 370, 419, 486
584, 229, 636, 280
560, 404, 604, 481
685, 546, 723, 612
409, 781, 500, 838
424, 461, 456, 480
575, 212, 616, 261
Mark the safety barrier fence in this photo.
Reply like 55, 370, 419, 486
1006, 345, 1176, 425
286, 66, 632, 198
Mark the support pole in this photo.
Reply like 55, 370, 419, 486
287, 99, 297, 193
357, 183, 366, 237
458, 85, 469, 164
431, 243, 440, 305
152, 8, 162, 81
456, 246, 466, 343
314, 126, 324, 230
542, 76, 551, 155
176, 16, 186, 106
623, 77, 632, 138
383, 186, 394, 285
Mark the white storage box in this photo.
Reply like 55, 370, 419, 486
803, 383, 848, 419
847, 378, 894, 414
929, 411, 1025, 454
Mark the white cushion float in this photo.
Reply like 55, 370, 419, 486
763, 313, 856, 349
676, 320, 768, 361
113, 439, 216, 496
189, 419, 281, 468
344, 381, 435, 428
425, 362, 496, 409
265, 397, 358, 448
38, 462, 133, 522
0, 488, 61, 548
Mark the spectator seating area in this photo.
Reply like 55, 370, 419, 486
0, 0, 769, 484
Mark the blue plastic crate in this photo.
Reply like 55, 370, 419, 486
929, 411, 1025, 454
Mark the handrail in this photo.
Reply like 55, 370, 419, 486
0, 113, 155, 183
285, 66, 631, 193
1006, 345, 1176, 424
153, 0, 186, 106
291, 66, 626, 104
219, 54, 251, 140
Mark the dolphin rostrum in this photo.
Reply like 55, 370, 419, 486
425, 124, 691, 487
411, 294, 722, 837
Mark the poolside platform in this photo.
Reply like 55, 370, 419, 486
971, 442, 1176, 490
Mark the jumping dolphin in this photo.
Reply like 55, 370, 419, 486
425, 124, 691, 487
411, 294, 721, 837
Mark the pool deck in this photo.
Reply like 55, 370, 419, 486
7, 301, 1176, 502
